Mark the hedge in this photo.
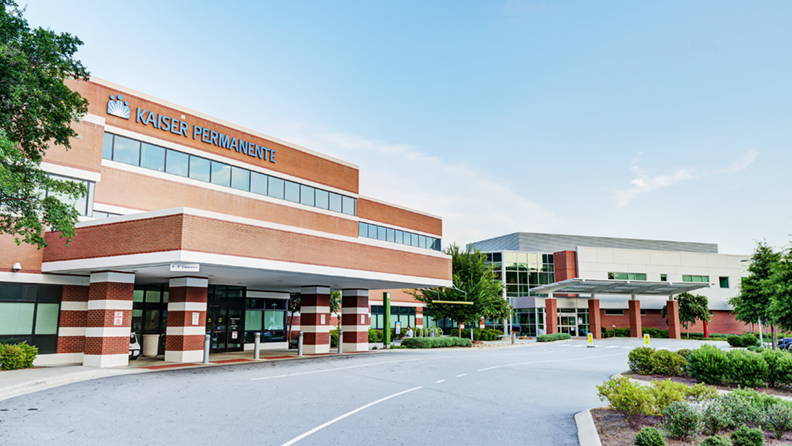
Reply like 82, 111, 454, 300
401, 337, 473, 349
0, 341, 37, 370
536, 333, 572, 342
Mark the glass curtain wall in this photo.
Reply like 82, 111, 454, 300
0, 283, 62, 354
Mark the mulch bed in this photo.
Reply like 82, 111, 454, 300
591, 408, 791, 445
625, 372, 792, 398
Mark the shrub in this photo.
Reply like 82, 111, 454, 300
661, 401, 703, 440
401, 337, 472, 349
0, 342, 37, 370
687, 383, 719, 404
721, 392, 762, 429
700, 435, 733, 446
704, 400, 731, 435
762, 349, 792, 388
676, 349, 692, 359
633, 426, 666, 446
732, 388, 781, 410
762, 403, 792, 439
643, 328, 670, 339
368, 329, 383, 343
597, 376, 655, 426
629, 347, 656, 374
536, 333, 571, 342
728, 349, 768, 387
730, 426, 765, 446
688, 345, 729, 385
728, 335, 744, 348
741, 334, 759, 348
650, 350, 687, 376
651, 380, 688, 413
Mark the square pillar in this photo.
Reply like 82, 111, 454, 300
84, 272, 135, 368
588, 298, 601, 339
545, 298, 558, 334
341, 289, 369, 352
667, 298, 682, 339
57, 285, 90, 357
628, 299, 642, 338
301, 286, 331, 354
165, 277, 208, 363
416, 307, 424, 329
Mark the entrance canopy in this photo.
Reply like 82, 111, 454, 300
530, 278, 711, 297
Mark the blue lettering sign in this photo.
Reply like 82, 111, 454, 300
136, 108, 147, 123
230, 137, 238, 151
144, 111, 157, 128
179, 120, 189, 137
161, 115, 171, 132
201, 128, 210, 143
210, 130, 218, 146
270, 149, 276, 163
193, 125, 203, 140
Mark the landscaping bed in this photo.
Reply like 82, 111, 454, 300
627, 372, 792, 399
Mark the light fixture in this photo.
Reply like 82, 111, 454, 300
12, 263, 21, 272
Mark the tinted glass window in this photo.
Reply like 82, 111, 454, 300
342, 196, 356, 215
284, 181, 299, 203
189, 156, 210, 182
377, 227, 387, 241
102, 133, 114, 160
386, 228, 395, 242
250, 172, 268, 195
300, 185, 315, 206
231, 166, 250, 191
368, 224, 378, 239
112, 135, 140, 166
394, 230, 403, 244
359, 222, 367, 237
210, 161, 231, 187
268, 177, 285, 200
165, 150, 189, 177
34, 303, 59, 335
411, 233, 419, 247
315, 190, 329, 209
329, 193, 342, 213
419, 235, 427, 249
140, 143, 165, 172
0, 303, 34, 334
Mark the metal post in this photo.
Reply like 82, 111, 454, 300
511, 331, 515, 344
338, 330, 343, 353
470, 323, 474, 342
759, 318, 764, 347
383, 292, 391, 347
298, 331, 304, 356
203, 334, 210, 364
254, 332, 261, 360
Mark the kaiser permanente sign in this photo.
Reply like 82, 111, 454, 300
132, 105, 277, 164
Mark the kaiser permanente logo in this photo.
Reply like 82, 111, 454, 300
104, 92, 276, 164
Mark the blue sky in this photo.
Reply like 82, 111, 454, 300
25, 1, 792, 254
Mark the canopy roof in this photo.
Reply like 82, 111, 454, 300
529, 278, 711, 296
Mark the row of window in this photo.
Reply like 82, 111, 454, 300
608, 273, 727, 288
0, 283, 62, 354
102, 133, 357, 216
358, 222, 441, 251
683, 275, 710, 283
607, 272, 647, 281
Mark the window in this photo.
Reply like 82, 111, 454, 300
165, 150, 189, 177
608, 272, 647, 281
342, 196, 356, 216
329, 193, 342, 213
358, 222, 368, 237
268, 176, 284, 199
140, 143, 165, 171
112, 135, 141, 166
660, 274, 667, 282
0, 283, 62, 354
46, 174, 91, 216
719, 277, 729, 288
300, 185, 315, 206
640, 310, 647, 316
682, 275, 709, 283
231, 166, 250, 191
210, 161, 231, 187
604, 309, 624, 316
188, 156, 210, 182
357, 222, 441, 251
284, 181, 299, 203
315, 189, 329, 209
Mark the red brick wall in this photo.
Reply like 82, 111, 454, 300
599, 309, 748, 335
357, 198, 442, 237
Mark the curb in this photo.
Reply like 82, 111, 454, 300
0, 368, 146, 403
575, 408, 603, 446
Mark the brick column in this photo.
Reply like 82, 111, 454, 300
57, 285, 90, 357
165, 277, 208, 363
628, 299, 642, 338
416, 307, 423, 329
545, 298, 558, 334
84, 272, 135, 368
301, 286, 331, 354
341, 289, 369, 352
667, 299, 681, 339
588, 298, 601, 339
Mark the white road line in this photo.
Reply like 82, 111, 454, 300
435, 379, 445, 383
251, 356, 453, 381
476, 352, 627, 372
456, 374, 466, 377
279, 386, 422, 446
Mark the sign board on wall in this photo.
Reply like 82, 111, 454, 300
170, 264, 200, 272
114, 311, 123, 326
192, 312, 200, 326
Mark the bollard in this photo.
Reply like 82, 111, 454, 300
338, 330, 343, 354
298, 331, 304, 356
470, 326, 473, 342
511, 332, 515, 345
203, 334, 210, 364
254, 332, 261, 360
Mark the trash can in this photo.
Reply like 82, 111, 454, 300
142, 334, 160, 357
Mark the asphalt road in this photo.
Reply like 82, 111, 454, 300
0, 338, 725, 446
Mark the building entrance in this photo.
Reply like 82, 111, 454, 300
206, 306, 243, 353
556, 308, 590, 337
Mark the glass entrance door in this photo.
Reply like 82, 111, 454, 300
207, 306, 244, 353
227, 307, 242, 351
558, 310, 578, 336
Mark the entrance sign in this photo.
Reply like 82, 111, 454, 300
644, 334, 650, 346
192, 312, 200, 326
170, 263, 200, 272
114, 311, 123, 326
395, 321, 401, 335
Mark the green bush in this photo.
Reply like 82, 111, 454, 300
688, 344, 729, 385
740, 333, 759, 348
459, 328, 503, 341
661, 401, 703, 440
721, 392, 762, 430
536, 333, 571, 342
687, 383, 719, 404
728, 335, 744, 348
704, 400, 731, 436
401, 337, 472, 349
651, 380, 688, 413
761, 349, 792, 388
633, 426, 666, 446
728, 349, 768, 387
643, 328, 670, 339
699, 435, 733, 446
676, 348, 692, 359
628, 347, 656, 374
597, 376, 655, 426
761, 403, 792, 439
368, 329, 383, 343
650, 350, 687, 376
730, 426, 765, 446
0, 341, 37, 370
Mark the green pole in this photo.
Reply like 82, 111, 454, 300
383, 292, 391, 346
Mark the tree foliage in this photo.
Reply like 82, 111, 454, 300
0, 0, 90, 247
662, 292, 711, 335
769, 248, 792, 332
410, 244, 511, 331
729, 241, 781, 325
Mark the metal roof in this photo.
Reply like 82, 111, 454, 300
529, 278, 711, 296
468, 232, 718, 254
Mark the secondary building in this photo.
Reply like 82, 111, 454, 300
0, 78, 452, 367
469, 232, 749, 338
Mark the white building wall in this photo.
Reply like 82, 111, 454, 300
576, 246, 748, 311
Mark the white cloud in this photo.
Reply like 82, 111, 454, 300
269, 122, 561, 246
614, 149, 759, 207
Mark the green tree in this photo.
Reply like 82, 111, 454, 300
662, 292, 711, 337
410, 244, 511, 337
729, 241, 781, 328
0, 0, 90, 247
769, 248, 792, 332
